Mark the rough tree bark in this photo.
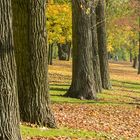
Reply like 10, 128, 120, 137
65, 0, 97, 99
91, 5, 102, 93
12, 0, 56, 127
96, 0, 111, 89
0, 0, 21, 139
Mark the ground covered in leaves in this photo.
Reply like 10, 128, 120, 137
23, 60, 140, 140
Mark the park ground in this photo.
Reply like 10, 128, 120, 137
23, 60, 140, 140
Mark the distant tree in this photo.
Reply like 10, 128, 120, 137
138, 17, 140, 74
65, 0, 97, 99
0, 0, 21, 139
47, 3, 72, 62
96, 0, 111, 89
133, 56, 138, 69
48, 44, 53, 65
12, 0, 56, 127
106, 0, 139, 69
57, 43, 71, 61
130, 48, 133, 62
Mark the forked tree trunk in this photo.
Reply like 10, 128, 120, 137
65, 0, 97, 99
12, 0, 56, 127
91, 6, 102, 93
0, 0, 21, 139
96, 0, 111, 89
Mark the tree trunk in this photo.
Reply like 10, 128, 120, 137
133, 56, 138, 69
138, 16, 140, 74
91, 6, 102, 93
58, 44, 67, 60
65, 0, 97, 100
0, 0, 21, 139
108, 52, 111, 60
96, 0, 111, 89
48, 44, 51, 64
67, 42, 71, 61
12, 0, 56, 127
50, 44, 53, 65
130, 49, 133, 63
48, 44, 53, 65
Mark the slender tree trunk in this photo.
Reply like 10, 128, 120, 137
96, 0, 111, 89
12, 0, 56, 127
133, 56, 138, 69
138, 16, 140, 74
108, 52, 111, 60
67, 42, 71, 61
130, 49, 133, 63
48, 44, 53, 65
50, 44, 53, 65
65, 0, 97, 99
48, 44, 51, 64
138, 50, 140, 72
0, 0, 21, 139
91, 6, 102, 93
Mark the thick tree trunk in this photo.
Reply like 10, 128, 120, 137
133, 56, 138, 69
12, 0, 56, 127
65, 0, 97, 99
96, 0, 111, 89
91, 6, 102, 93
0, 0, 21, 139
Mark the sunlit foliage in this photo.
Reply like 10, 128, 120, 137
47, 3, 72, 44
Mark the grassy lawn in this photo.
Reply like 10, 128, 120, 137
22, 60, 140, 140
21, 125, 118, 140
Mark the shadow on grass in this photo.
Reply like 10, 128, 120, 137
49, 80, 140, 106
112, 87, 140, 94
123, 95, 140, 102
51, 94, 140, 106
50, 84, 70, 87
50, 87, 68, 92
112, 84, 140, 92
112, 79, 140, 92
112, 79, 140, 86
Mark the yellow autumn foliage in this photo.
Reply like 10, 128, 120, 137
47, 4, 72, 44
